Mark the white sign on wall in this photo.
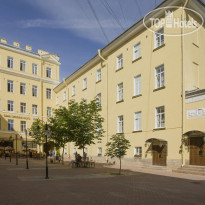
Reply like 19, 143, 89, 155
187, 107, 205, 119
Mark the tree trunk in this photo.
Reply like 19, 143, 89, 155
119, 157, 121, 175
62, 146, 64, 165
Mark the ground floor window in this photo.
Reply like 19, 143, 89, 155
134, 147, 142, 157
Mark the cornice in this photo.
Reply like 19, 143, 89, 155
0, 67, 60, 85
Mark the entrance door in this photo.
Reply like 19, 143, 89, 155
152, 144, 167, 166
190, 137, 205, 166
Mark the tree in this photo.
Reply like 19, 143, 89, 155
48, 106, 76, 164
68, 99, 104, 161
105, 134, 131, 175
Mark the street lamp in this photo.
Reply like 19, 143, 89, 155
15, 135, 18, 165
9, 136, 12, 163
25, 129, 29, 169
45, 123, 50, 179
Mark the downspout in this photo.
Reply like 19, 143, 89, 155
98, 49, 109, 163
181, 0, 189, 167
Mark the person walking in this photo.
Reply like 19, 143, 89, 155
8, 151, 11, 162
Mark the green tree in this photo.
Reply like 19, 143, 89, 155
105, 134, 131, 174
69, 99, 104, 161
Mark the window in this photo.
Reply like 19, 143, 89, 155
63, 91, 66, 101
8, 100, 14, 112
32, 64, 38, 75
72, 85, 75, 96
46, 88, 51, 99
155, 65, 164, 89
20, 60, 26, 72
117, 83, 123, 102
8, 119, 14, 131
96, 93, 101, 108
96, 69, 101, 82
155, 28, 164, 48
116, 54, 123, 70
32, 104, 38, 115
117, 115, 123, 133
97, 147, 102, 156
134, 75, 141, 96
155, 106, 165, 128
46, 67, 52, 78
73, 148, 76, 154
134, 112, 142, 131
83, 78, 87, 90
84, 148, 88, 154
56, 97, 59, 105
20, 121, 26, 132
20, 83, 26, 95
133, 43, 141, 60
20, 103, 26, 113
47, 107, 52, 117
32, 85, 38, 97
7, 80, 14, 93
7, 57, 13, 68
134, 147, 142, 157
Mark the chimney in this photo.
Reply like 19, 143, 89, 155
1, 38, 7, 44
13, 41, 20, 48
26, 45, 32, 51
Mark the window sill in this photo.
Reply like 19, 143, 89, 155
116, 67, 123, 72
71, 94, 75, 97
132, 94, 142, 99
132, 56, 142, 63
116, 100, 124, 104
133, 130, 142, 133
153, 43, 165, 52
153, 128, 166, 131
96, 80, 101, 84
153, 86, 165, 92
116, 132, 124, 134
82, 88, 87, 91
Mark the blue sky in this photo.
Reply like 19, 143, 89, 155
0, 0, 204, 81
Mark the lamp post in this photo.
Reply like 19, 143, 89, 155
15, 135, 18, 165
45, 123, 50, 179
25, 129, 29, 169
9, 136, 12, 163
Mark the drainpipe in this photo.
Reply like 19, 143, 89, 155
181, 0, 189, 167
98, 49, 109, 163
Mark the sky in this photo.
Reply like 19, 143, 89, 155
0, 0, 204, 81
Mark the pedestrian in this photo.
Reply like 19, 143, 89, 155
8, 151, 11, 162
4, 152, 7, 160
53, 150, 55, 157
49, 150, 51, 157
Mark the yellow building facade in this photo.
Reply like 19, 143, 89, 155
54, 0, 205, 168
0, 38, 60, 153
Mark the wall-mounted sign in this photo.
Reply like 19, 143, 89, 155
4, 114, 30, 120
187, 107, 205, 119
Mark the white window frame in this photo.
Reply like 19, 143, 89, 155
155, 28, 164, 48
8, 119, 14, 131
20, 121, 26, 132
96, 93, 101, 108
7, 57, 13, 69
32, 64, 38, 75
46, 67, 52, 78
46, 88, 52, 99
32, 85, 38, 97
63, 91, 66, 101
134, 112, 142, 131
133, 43, 141, 60
20, 102, 26, 113
97, 147, 102, 156
117, 83, 123, 102
72, 85, 75, 96
47, 107, 52, 117
96, 69, 101, 82
134, 147, 142, 157
8, 100, 14, 112
155, 65, 164, 89
117, 115, 123, 133
20, 83, 26, 95
32, 104, 38, 115
116, 54, 123, 70
56, 97, 59, 105
134, 75, 141, 96
7, 80, 14, 93
155, 106, 165, 128
83, 78, 87, 90
20, 60, 26, 72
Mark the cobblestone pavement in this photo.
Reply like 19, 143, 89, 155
0, 158, 205, 205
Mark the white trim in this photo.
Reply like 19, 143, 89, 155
41, 54, 60, 65
0, 67, 59, 85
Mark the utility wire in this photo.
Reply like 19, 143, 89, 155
87, 0, 110, 43
133, 0, 142, 18
101, 0, 125, 31
118, 0, 128, 28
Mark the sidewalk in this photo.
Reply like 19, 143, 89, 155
105, 163, 205, 181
